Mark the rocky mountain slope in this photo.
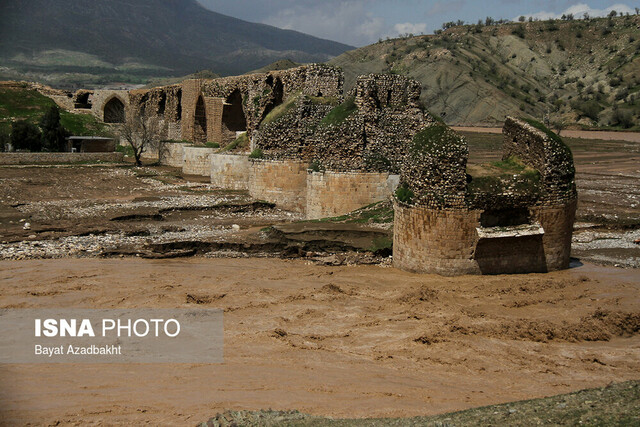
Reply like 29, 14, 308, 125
0, 0, 352, 87
329, 15, 640, 128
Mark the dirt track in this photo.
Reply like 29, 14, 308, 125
0, 257, 638, 425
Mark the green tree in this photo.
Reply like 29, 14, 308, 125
0, 129, 9, 152
11, 120, 42, 151
40, 106, 69, 152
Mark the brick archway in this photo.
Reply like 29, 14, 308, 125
194, 95, 207, 143
103, 97, 125, 123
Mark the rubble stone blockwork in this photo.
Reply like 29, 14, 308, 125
393, 116, 577, 275
179, 65, 343, 146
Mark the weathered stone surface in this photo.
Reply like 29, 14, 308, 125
0, 152, 124, 165
248, 159, 308, 213
211, 154, 250, 190
306, 171, 395, 220
182, 146, 218, 176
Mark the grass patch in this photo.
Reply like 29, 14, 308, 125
248, 148, 263, 159
467, 156, 541, 194
116, 144, 134, 157
199, 380, 640, 426
306, 95, 340, 106
308, 201, 394, 225
262, 93, 300, 124
220, 133, 248, 152
205, 142, 220, 148
0, 86, 109, 136
394, 183, 414, 204
368, 236, 393, 253
319, 97, 357, 127
410, 124, 463, 158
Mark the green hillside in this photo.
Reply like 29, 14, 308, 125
0, 0, 352, 89
0, 84, 108, 137
329, 15, 640, 128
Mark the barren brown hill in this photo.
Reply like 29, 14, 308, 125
330, 15, 640, 128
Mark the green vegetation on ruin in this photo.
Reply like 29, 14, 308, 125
307, 95, 340, 106
319, 97, 357, 127
521, 117, 574, 161
467, 156, 541, 195
0, 86, 109, 137
220, 132, 249, 153
307, 201, 394, 225
205, 142, 220, 148
394, 183, 414, 204
261, 92, 300, 125
248, 148, 264, 159
410, 124, 463, 158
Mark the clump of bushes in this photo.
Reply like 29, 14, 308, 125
395, 183, 414, 204
249, 148, 263, 159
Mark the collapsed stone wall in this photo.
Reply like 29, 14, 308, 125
180, 64, 343, 146
254, 74, 434, 173
128, 85, 183, 141
252, 96, 338, 160
502, 116, 577, 204
393, 116, 577, 275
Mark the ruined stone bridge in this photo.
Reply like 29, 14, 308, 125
65, 65, 577, 276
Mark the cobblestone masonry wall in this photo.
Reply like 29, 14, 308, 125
255, 74, 433, 173
306, 171, 396, 220
0, 152, 124, 165
210, 154, 250, 190
182, 146, 218, 176
248, 159, 308, 212
502, 116, 576, 203
393, 116, 577, 275
128, 85, 183, 141
181, 65, 343, 144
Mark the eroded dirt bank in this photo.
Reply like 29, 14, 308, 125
0, 257, 638, 425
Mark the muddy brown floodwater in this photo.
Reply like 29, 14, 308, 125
0, 132, 638, 424
0, 258, 639, 425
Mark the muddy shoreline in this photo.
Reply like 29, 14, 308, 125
1, 257, 638, 425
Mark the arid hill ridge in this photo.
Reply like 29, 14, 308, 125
329, 14, 640, 128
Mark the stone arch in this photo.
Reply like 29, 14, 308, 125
103, 96, 125, 123
194, 95, 207, 144
221, 89, 247, 143
260, 77, 284, 123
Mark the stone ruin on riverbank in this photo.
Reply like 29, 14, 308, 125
63, 65, 576, 275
